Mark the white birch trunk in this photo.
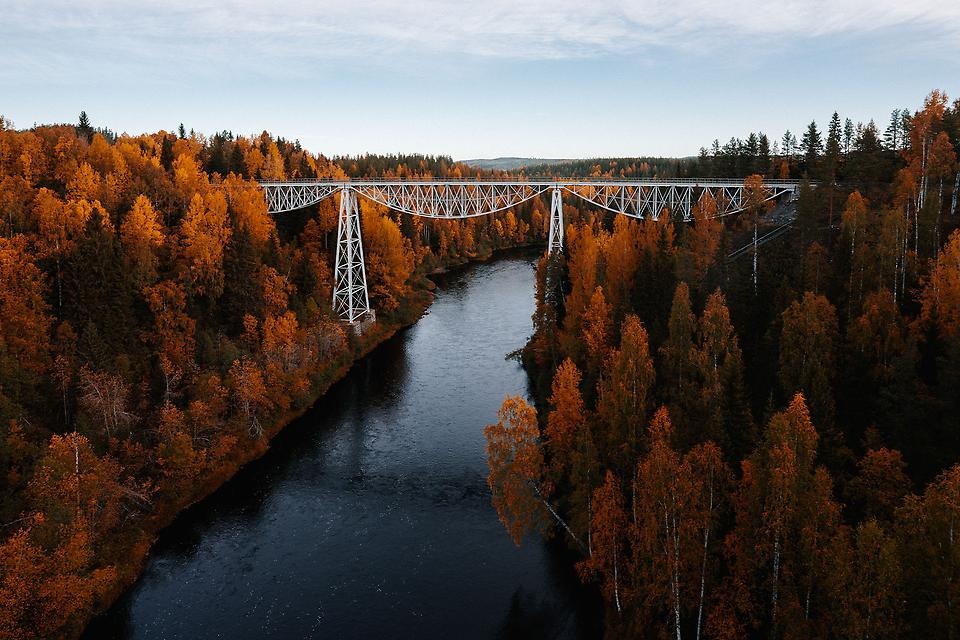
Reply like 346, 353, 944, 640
951, 170, 960, 217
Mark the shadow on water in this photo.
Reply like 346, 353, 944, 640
86, 333, 415, 638
85, 253, 601, 640
496, 537, 604, 640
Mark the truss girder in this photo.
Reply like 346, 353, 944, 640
561, 183, 795, 221
353, 183, 550, 218
260, 180, 798, 222
263, 183, 339, 213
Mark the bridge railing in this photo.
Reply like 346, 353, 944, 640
257, 177, 803, 186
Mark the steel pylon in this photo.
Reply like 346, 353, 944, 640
548, 186, 564, 254
332, 187, 371, 323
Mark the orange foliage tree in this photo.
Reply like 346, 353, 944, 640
919, 229, 960, 339
361, 203, 415, 314
484, 396, 583, 549
545, 358, 585, 481
119, 194, 164, 288
179, 192, 230, 298
143, 280, 197, 397
579, 470, 627, 615
597, 314, 655, 472
0, 236, 52, 392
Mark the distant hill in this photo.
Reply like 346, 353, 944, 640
459, 156, 701, 177
458, 157, 572, 171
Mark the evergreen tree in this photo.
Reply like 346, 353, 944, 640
843, 117, 855, 154
76, 110, 93, 142
758, 133, 771, 176
801, 121, 823, 174
220, 225, 264, 335
62, 210, 137, 366
208, 134, 228, 176
795, 179, 818, 249
160, 134, 175, 171
883, 109, 901, 150
781, 130, 797, 159
825, 112, 843, 182
230, 144, 246, 177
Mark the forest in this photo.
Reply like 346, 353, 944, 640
484, 90, 960, 638
1, 88, 958, 638
0, 113, 550, 638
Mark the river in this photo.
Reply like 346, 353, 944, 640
84, 253, 600, 639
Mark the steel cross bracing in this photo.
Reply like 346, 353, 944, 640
331, 188, 371, 324
259, 178, 800, 221
548, 187, 564, 253
264, 182, 339, 214
257, 179, 800, 323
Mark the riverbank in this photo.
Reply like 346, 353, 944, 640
80, 245, 543, 638
83, 248, 601, 640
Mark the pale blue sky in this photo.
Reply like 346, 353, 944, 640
3, 1, 959, 159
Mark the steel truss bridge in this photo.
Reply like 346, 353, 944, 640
258, 179, 800, 324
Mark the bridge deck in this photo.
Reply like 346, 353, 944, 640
258, 177, 801, 220
259, 177, 801, 187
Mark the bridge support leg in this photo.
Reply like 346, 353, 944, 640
548, 187, 564, 254
332, 188, 372, 325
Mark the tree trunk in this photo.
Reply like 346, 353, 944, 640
772, 534, 781, 628
613, 542, 622, 614
56, 253, 63, 313
695, 482, 715, 640
533, 483, 586, 552
73, 433, 81, 518
951, 170, 960, 217
937, 178, 944, 254
848, 229, 856, 321
672, 510, 682, 640
587, 490, 592, 557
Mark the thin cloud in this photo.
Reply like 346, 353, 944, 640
5, 0, 960, 69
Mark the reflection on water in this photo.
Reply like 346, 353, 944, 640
85, 254, 601, 639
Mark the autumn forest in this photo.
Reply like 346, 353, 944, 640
0, 89, 959, 639
490, 91, 960, 639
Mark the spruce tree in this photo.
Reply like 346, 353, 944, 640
220, 225, 263, 335
62, 210, 137, 365
843, 117, 855, 154
801, 120, 823, 175
160, 135, 175, 171
76, 110, 93, 142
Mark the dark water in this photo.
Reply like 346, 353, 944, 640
85, 254, 600, 640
